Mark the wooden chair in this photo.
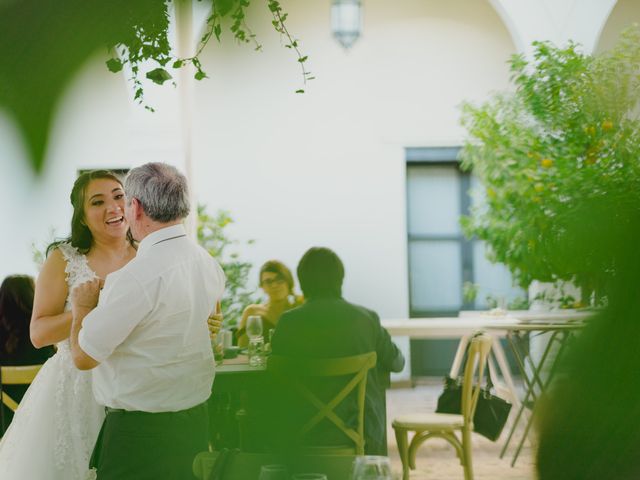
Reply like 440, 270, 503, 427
267, 351, 377, 455
1, 365, 42, 412
1, 365, 42, 435
192, 450, 356, 480
392, 333, 493, 480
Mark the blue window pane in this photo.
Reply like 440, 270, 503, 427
409, 241, 462, 311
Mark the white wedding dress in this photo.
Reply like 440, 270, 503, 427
0, 243, 105, 479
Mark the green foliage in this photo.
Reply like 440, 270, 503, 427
174, 0, 312, 93
463, 280, 530, 310
197, 205, 258, 327
145, 67, 173, 85
0, 0, 312, 172
462, 281, 479, 304
460, 27, 640, 298
110, 0, 312, 108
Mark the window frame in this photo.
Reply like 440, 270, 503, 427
406, 147, 474, 317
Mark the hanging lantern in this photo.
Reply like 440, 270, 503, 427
331, 0, 362, 49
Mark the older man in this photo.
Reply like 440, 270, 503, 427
69, 163, 225, 480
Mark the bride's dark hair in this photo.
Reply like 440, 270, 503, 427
47, 170, 135, 255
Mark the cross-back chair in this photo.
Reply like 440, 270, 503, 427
392, 333, 493, 480
1, 364, 42, 434
1, 365, 42, 412
267, 351, 377, 455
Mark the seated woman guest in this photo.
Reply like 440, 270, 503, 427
237, 260, 303, 347
0, 275, 54, 433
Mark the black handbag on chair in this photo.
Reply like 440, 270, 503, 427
436, 375, 512, 441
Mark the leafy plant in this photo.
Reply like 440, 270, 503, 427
197, 205, 258, 327
0, 0, 311, 172
460, 26, 640, 301
462, 280, 529, 310
108, 0, 312, 110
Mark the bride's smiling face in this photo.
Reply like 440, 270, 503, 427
82, 178, 128, 241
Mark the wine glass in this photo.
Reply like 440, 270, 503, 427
246, 315, 263, 341
258, 464, 289, 480
291, 474, 327, 480
351, 456, 392, 480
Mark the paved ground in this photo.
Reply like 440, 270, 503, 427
385, 379, 536, 480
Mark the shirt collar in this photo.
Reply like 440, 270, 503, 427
137, 224, 187, 257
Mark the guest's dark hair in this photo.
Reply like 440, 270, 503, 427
297, 247, 344, 299
47, 170, 135, 255
0, 275, 35, 356
260, 260, 295, 293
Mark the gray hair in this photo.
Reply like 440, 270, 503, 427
124, 163, 190, 222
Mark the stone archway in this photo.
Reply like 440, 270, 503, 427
488, 0, 618, 55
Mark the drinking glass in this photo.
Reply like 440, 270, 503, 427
248, 337, 265, 367
351, 456, 393, 480
212, 330, 225, 365
291, 474, 327, 480
246, 315, 263, 341
212, 339, 224, 366
258, 464, 289, 480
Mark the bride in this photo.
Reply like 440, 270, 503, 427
0, 170, 137, 479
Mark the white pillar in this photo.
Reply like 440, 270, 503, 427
175, 0, 197, 239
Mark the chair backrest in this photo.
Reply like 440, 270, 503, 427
461, 334, 493, 426
267, 351, 377, 455
1, 365, 42, 411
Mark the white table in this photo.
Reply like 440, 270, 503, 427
381, 316, 521, 408
381, 311, 593, 410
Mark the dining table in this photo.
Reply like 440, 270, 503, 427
381, 311, 593, 411
485, 319, 587, 466
209, 354, 266, 449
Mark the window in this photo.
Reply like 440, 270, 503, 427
406, 147, 523, 317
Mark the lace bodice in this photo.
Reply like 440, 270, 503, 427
58, 243, 98, 313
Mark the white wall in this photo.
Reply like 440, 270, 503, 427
595, 0, 640, 54
5, 0, 639, 321
191, 0, 515, 317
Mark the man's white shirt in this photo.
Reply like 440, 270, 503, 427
78, 224, 225, 412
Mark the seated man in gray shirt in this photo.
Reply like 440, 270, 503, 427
271, 246, 404, 455
70, 163, 225, 480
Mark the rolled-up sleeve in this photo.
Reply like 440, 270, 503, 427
78, 271, 152, 363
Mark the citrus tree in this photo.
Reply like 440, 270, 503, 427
460, 27, 640, 300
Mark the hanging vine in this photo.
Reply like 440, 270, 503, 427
105, 0, 311, 111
